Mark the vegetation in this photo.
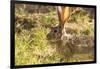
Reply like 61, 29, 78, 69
15, 4, 95, 65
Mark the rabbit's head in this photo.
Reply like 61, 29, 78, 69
47, 25, 62, 41
47, 6, 70, 42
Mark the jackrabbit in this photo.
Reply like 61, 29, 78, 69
47, 6, 75, 62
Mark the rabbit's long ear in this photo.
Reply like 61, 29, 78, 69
57, 6, 70, 25
57, 6, 63, 24
62, 7, 70, 23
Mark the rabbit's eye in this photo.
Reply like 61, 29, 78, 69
54, 29, 58, 33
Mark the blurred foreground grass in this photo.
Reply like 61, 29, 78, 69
15, 4, 95, 65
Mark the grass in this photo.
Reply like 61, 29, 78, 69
15, 4, 95, 65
